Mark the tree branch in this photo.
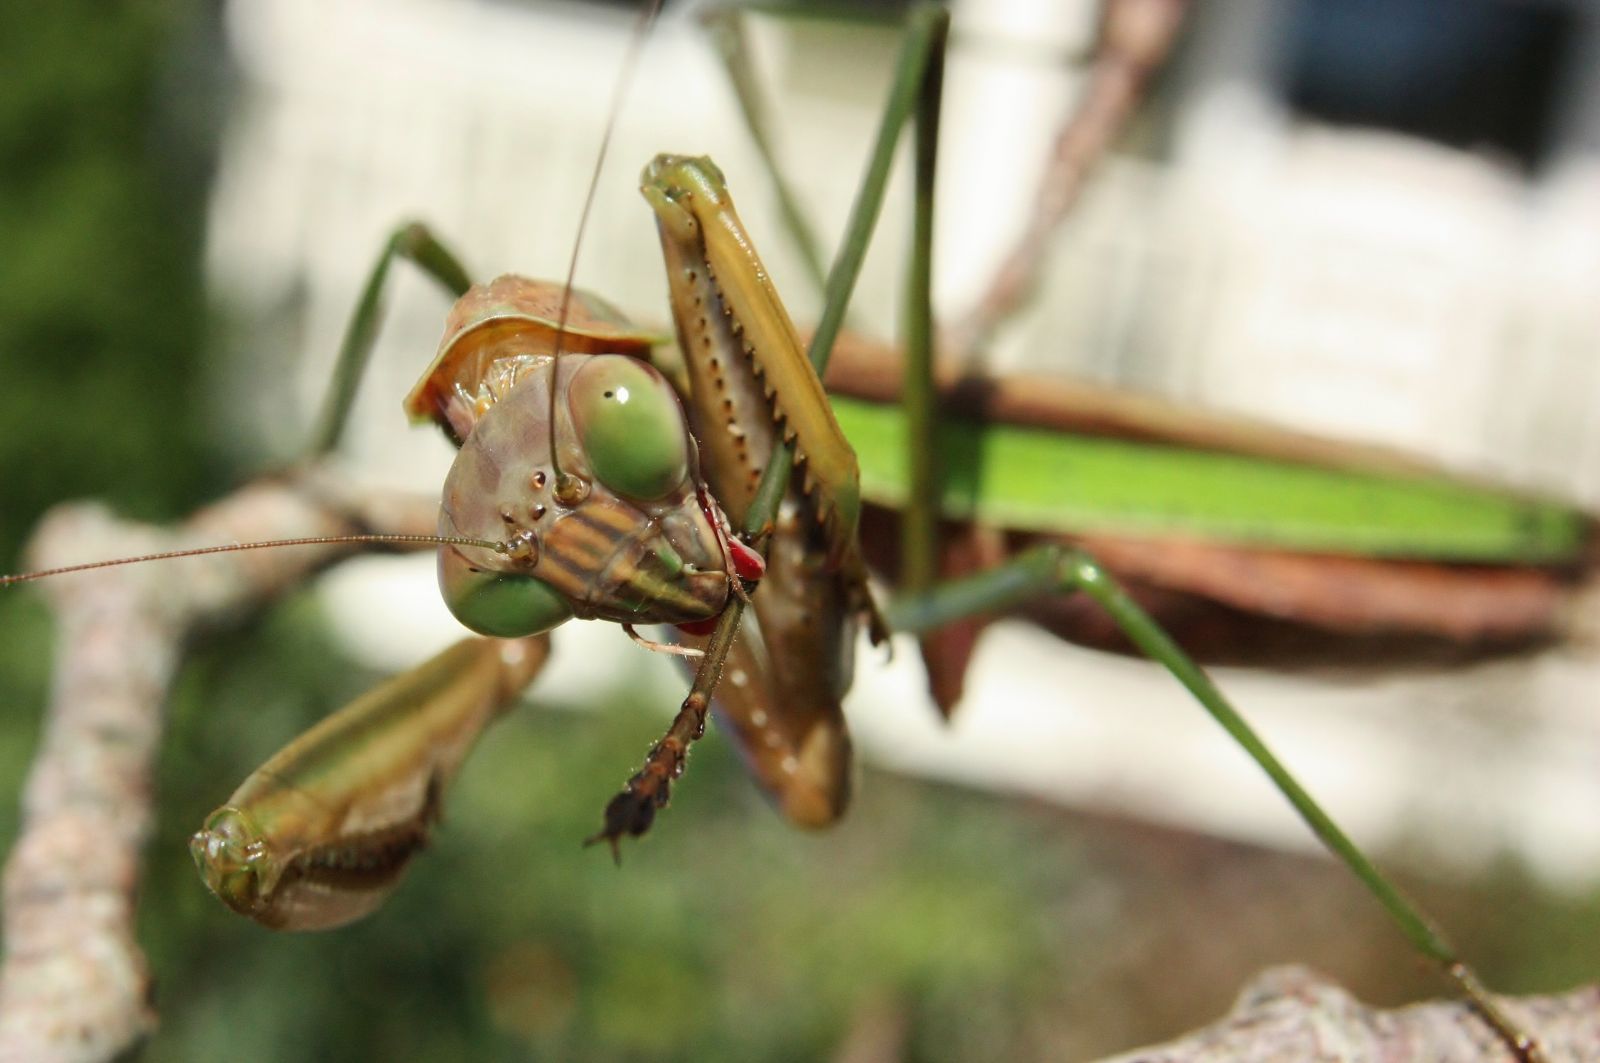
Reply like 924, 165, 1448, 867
1106, 966, 1594, 1063
0, 467, 437, 1063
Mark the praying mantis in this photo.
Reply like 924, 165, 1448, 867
0, 2, 1587, 1063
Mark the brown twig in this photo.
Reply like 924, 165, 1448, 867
943, 0, 1190, 363
0, 468, 437, 1063
1104, 966, 1591, 1063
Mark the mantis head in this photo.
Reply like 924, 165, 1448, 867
410, 281, 740, 637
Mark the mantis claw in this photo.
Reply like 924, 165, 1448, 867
585, 785, 666, 862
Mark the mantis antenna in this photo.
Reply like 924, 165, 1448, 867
548, 0, 666, 499
0, 533, 511, 587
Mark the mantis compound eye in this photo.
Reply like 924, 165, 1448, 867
568, 355, 690, 502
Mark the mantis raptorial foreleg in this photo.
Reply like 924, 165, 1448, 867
191, 634, 549, 930
186, 220, 494, 930
576, 0, 953, 843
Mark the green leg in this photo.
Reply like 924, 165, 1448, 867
600, 10, 1533, 1056
308, 222, 472, 457
707, 0, 945, 590
746, 1, 949, 531
899, 8, 946, 597
887, 545, 1541, 1062
709, 4, 1538, 1058
701, 8, 832, 298
878, 6, 1534, 1055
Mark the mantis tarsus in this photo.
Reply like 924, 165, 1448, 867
0, 2, 1580, 1063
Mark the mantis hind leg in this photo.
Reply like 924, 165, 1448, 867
695, 5, 1541, 1058
883, 545, 1541, 1059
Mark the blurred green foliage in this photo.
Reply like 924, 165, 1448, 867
0, 1, 224, 568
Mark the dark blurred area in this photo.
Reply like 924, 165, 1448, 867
2, 2, 1599, 1061
1280, 0, 1579, 172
